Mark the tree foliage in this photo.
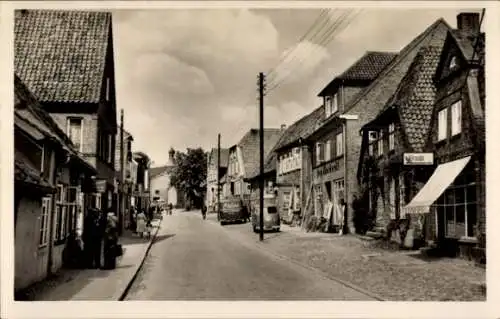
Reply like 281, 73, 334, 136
170, 147, 208, 209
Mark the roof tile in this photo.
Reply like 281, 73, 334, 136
14, 9, 111, 103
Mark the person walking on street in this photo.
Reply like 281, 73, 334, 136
201, 205, 207, 220
83, 208, 104, 269
103, 213, 119, 270
136, 210, 147, 238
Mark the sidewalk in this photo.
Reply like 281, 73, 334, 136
258, 230, 486, 301
18, 218, 162, 301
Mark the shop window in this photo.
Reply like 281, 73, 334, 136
438, 108, 448, 141
440, 168, 477, 239
451, 100, 462, 136
377, 131, 384, 156
39, 197, 51, 247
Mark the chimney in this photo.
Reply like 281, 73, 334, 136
281, 124, 286, 130
457, 12, 480, 35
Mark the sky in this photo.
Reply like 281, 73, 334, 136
112, 7, 481, 166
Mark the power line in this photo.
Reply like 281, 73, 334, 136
266, 9, 361, 94
266, 9, 333, 81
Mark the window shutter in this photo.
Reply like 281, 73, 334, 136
451, 101, 462, 136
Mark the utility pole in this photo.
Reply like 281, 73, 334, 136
217, 133, 221, 221
119, 109, 124, 235
258, 72, 265, 241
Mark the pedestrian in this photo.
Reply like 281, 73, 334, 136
136, 210, 147, 238
201, 204, 207, 220
83, 208, 103, 269
103, 213, 120, 270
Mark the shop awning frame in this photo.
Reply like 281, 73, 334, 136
402, 156, 471, 215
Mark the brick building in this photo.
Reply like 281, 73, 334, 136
14, 75, 96, 292
358, 46, 443, 241
206, 147, 229, 212
14, 9, 118, 214
305, 51, 398, 232
403, 12, 485, 261
114, 128, 134, 231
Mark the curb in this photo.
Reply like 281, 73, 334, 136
118, 218, 163, 301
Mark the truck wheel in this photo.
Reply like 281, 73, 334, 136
220, 221, 225, 226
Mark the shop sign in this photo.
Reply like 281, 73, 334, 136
95, 180, 107, 193
403, 153, 434, 166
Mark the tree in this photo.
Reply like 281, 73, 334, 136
170, 147, 208, 210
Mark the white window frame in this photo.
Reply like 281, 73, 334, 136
67, 118, 83, 152
438, 108, 448, 141
336, 132, 344, 157
451, 100, 462, 136
325, 140, 331, 162
331, 93, 338, 114
377, 131, 384, 156
39, 197, 51, 247
325, 97, 332, 118
54, 184, 68, 242
388, 123, 395, 151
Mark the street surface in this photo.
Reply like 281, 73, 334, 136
125, 210, 373, 300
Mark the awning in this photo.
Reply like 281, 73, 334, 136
402, 156, 471, 215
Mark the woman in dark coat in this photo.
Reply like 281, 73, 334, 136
103, 213, 119, 270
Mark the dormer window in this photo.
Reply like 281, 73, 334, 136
330, 93, 338, 114
449, 56, 457, 70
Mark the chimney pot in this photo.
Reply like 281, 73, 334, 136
457, 12, 480, 35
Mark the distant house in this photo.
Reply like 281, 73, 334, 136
14, 9, 118, 215
149, 149, 179, 208
114, 129, 135, 231
358, 45, 443, 239
225, 128, 283, 204
307, 18, 451, 234
14, 75, 96, 292
403, 12, 485, 261
206, 148, 229, 212
133, 152, 152, 211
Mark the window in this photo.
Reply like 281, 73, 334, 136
388, 123, 395, 151
54, 184, 68, 243
449, 56, 457, 70
94, 193, 101, 209
438, 168, 477, 239
293, 187, 301, 211
451, 101, 462, 136
106, 77, 111, 101
316, 142, 324, 164
330, 94, 338, 114
325, 140, 331, 162
39, 197, 51, 247
325, 98, 331, 118
336, 133, 343, 157
67, 118, 83, 152
438, 108, 448, 141
399, 173, 407, 219
108, 134, 113, 163
333, 179, 345, 205
377, 131, 384, 156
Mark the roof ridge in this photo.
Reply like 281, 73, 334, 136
341, 18, 451, 116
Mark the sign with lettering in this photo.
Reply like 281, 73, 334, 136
403, 153, 434, 165
95, 180, 107, 193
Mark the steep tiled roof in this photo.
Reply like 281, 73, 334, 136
14, 74, 74, 149
149, 165, 174, 179
274, 105, 325, 152
318, 51, 398, 96
15, 150, 55, 191
388, 46, 443, 152
238, 128, 284, 179
14, 9, 111, 103
209, 148, 229, 168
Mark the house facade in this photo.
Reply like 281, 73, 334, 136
206, 148, 229, 212
150, 149, 178, 208
305, 51, 398, 233
133, 152, 152, 211
224, 128, 283, 203
357, 45, 443, 242
114, 128, 135, 232
14, 75, 96, 291
272, 107, 324, 224
14, 9, 118, 216
403, 12, 485, 261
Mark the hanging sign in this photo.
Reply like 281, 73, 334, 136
403, 153, 434, 165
